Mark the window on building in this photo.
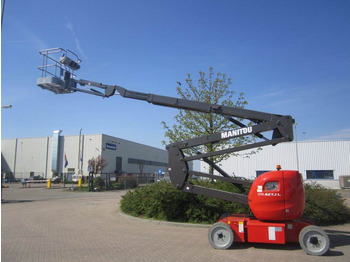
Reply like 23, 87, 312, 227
128, 158, 167, 167
306, 170, 334, 179
256, 171, 271, 177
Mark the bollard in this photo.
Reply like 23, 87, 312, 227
47, 178, 51, 189
78, 178, 82, 188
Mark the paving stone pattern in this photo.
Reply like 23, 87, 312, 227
2, 185, 350, 261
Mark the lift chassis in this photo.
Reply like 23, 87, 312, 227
37, 48, 330, 256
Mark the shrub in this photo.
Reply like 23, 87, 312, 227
117, 176, 138, 189
120, 180, 249, 224
121, 180, 350, 225
93, 176, 105, 190
303, 183, 350, 225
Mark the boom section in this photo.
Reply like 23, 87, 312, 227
111, 84, 294, 204
42, 76, 295, 205
114, 85, 285, 123
74, 80, 294, 204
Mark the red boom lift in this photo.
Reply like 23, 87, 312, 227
37, 48, 330, 255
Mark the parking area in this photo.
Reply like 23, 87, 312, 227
2, 184, 350, 261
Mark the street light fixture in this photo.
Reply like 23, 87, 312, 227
1, 105, 12, 109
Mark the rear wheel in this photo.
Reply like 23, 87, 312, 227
299, 225, 330, 256
208, 222, 234, 250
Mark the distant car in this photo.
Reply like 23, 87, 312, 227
32, 175, 46, 182
52, 176, 61, 184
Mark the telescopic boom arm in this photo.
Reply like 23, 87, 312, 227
75, 79, 294, 205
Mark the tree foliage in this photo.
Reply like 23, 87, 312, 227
303, 183, 350, 225
161, 67, 256, 173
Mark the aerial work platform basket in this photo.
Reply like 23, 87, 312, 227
37, 47, 80, 94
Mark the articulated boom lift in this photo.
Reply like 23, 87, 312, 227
37, 48, 330, 256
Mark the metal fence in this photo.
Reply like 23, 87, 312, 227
2, 172, 158, 190
6, 172, 46, 180
98, 173, 157, 190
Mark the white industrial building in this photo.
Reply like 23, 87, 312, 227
200, 140, 350, 188
1, 131, 168, 180
2, 131, 349, 189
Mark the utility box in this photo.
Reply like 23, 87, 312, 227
339, 176, 350, 189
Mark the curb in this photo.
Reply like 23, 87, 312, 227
118, 210, 211, 228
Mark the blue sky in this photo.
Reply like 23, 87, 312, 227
1, 0, 350, 149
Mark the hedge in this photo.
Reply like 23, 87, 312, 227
304, 183, 350, 225
120, 180, 350, 225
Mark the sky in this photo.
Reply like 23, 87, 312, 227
1, 0, 350, 149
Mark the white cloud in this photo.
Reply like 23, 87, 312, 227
65, 20, 88, 61
261, 90, 285, 98
312, 128, 350, 141
65, 21, 74, 33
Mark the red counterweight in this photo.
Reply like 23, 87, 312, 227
248, 170, 305, 221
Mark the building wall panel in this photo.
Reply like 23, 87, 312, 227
2, 133, 167, 178
200, 140, 350, 187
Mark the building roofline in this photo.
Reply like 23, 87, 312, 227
2, 132, 166, 151
293, 139, 350, 143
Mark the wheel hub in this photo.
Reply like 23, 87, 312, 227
309, 236, 319, 245
217, 232, 224, 240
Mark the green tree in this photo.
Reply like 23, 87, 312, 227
162, 67, 256, 174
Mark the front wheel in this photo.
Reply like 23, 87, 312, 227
299, 225, 330, 256
208, 222, 234, 250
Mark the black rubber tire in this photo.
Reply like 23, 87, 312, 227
299, 225, 330, 256
208, 222, 234, 250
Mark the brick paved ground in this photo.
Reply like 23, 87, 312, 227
2, 184, 350, 262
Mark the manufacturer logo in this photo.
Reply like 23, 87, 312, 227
221, 127, 253, 139
106, 143, 117, 150
258, 192, 282, 197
